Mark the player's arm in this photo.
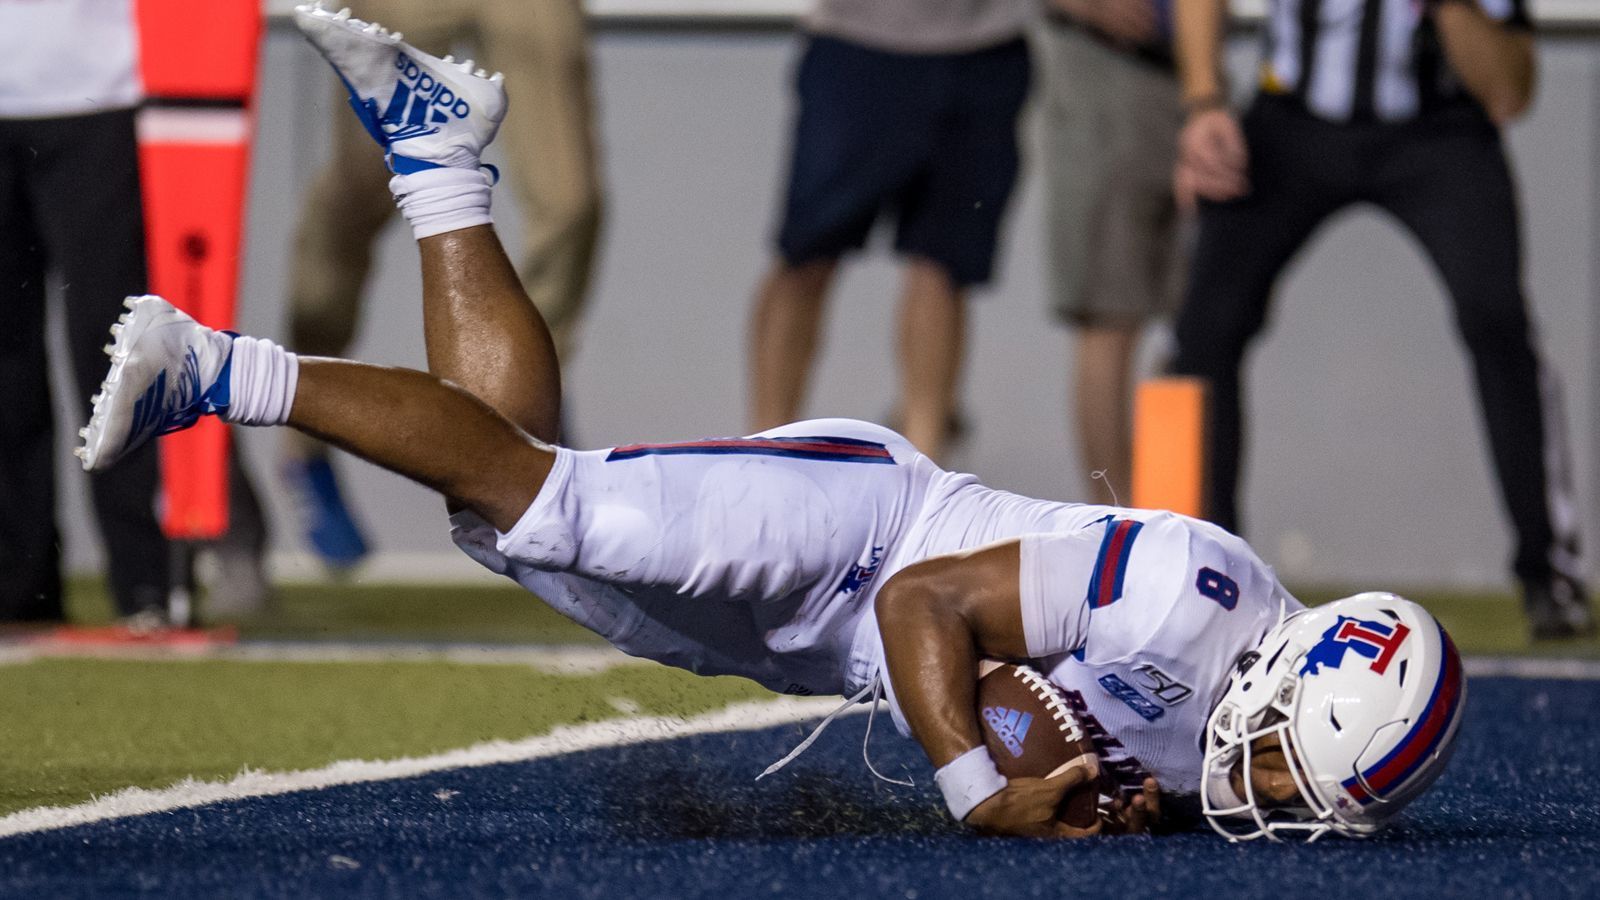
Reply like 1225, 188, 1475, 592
1430, 0, 1535, 124
875, 542, 1095, 838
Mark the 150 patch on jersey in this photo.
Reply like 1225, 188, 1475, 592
1131, 663, 1194, 705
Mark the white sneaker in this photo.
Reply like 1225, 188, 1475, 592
293, 2, 507, 174
77, 296, 236, 473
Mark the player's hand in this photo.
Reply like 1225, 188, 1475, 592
1100, 776, 1163, 835
1176, 107, 1249, 206
965, 766, 1100, 839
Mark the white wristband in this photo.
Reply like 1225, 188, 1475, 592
934, 746, 1007, 821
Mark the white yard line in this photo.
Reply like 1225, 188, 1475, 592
0, 696, 851, 840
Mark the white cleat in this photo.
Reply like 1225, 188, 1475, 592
293, 1, 506, 174
79, 295, 237, 473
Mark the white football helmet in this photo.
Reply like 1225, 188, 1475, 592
1201, 592, 1466, 842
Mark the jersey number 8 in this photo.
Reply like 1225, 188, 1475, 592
1196, 567, 1239, 610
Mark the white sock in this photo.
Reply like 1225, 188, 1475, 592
222, 335, 299, 427
390, 167, 494, 240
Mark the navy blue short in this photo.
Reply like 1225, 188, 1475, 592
776, 35, 1031, 287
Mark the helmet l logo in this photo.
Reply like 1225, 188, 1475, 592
1299, 617, 1412, 677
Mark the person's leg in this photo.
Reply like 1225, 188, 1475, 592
281, 61, 409, 569
285, 90, 396, 363
1072, 324, 1142, 506
1170, 101, 1346, 531
895, 257, 966, 460
749, 258, 837, 432
892, 40, 1030, 461
476, 0, 603, 364
28, 110, 171, 617
0, 122, 63, 621
1373, 116, 1592, 638
752, 35, 930, 433
1039, 25, 1185, 504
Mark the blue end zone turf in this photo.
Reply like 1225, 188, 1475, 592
3, 676, 1597, 898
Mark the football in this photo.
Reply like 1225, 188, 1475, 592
976, 660, 1101, 829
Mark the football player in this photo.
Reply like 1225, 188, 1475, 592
78, 3, 1464, 841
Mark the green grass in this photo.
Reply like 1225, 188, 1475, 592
65, 577, 604, 644
0, 657, 768, 818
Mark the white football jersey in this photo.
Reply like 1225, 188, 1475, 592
1024, 516, 1298, 797
454, 417, 1300, 796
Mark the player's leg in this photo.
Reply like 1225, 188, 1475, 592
289, 356, 551, 530
80, 295, 552, 535
478, 0, 604, 365
294, 4, 562, 443
417, 223, 563, 442
1375, 121, 1593, 638
286, 9, 470, 566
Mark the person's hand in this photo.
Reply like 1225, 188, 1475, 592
1050, 0, 1160, 47
1175, 107, 1249, 209
1100, 777, 1163, 835
965, 765, 1101, 838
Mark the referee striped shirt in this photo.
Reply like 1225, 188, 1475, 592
1258, 0, 1532, 122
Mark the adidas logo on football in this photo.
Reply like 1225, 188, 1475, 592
983, 706, 1033, 758
379, 52, 472, 141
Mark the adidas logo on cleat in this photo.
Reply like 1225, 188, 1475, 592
379, 52, 471, 140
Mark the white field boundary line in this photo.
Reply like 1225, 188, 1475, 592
0, 696, 855, 841
0, 641, 643, 674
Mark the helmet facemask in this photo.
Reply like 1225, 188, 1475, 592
1201, 643, 1341, 842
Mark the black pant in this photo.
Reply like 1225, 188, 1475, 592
0, 109, 170, 620
1171, 97, 1580, 586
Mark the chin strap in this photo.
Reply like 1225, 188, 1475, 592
756, 675, 915, 788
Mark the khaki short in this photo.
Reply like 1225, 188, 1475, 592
1035, 23, 1187, 327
